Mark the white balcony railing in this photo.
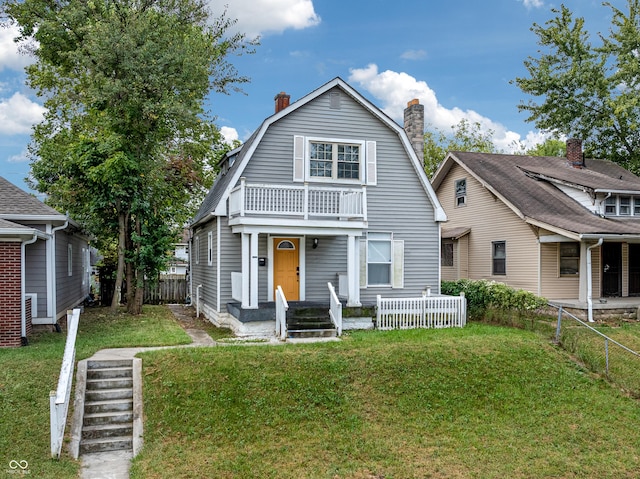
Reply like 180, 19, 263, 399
229, 178, 367, 221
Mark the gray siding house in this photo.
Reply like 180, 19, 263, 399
0, 177, 90, 347
191, 78, 445, 336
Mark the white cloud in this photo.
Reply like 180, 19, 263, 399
0, 23, 34, 72
207, 0, 320, 37
8, 148, 29, 163
220, 126, 238, 144
400, 49, 427, 61
0, 93, 45, 135
348, 64, 542, 153
522, 0, 544, 9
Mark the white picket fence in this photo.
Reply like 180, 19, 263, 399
50, 308, 80, 458
376, 293, 466, 330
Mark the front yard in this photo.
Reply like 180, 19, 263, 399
2, 306, 640, 478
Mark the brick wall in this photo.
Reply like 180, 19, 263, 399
0, 242, 23, 348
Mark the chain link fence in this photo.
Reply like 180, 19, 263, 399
550, 304, 640, 398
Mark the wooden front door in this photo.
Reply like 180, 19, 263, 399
274, 238, 299, 300
602, 243, 622, 297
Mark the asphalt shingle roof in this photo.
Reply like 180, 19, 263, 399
0, 176, 63, 217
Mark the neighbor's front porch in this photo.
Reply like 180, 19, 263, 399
549, 297, 640, 321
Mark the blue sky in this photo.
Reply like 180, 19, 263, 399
0, 0, 623, 193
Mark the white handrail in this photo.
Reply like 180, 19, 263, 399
275, 286, 289, 340
50, 308, 80, 458
328, 282, 342, 336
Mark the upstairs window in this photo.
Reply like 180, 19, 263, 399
309, 141, 360, 180
492, 241, 506, 275
455, 179, 467, 207
604, 194, 640, 216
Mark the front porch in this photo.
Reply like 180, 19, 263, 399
549, 297, 640, 321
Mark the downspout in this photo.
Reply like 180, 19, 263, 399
21, 234, 39, 343
587, 238, 604, 323
196, 284, 203, 318
50, 219, 69, 323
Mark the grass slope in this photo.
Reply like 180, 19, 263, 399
133, 325, 640, 479
0, 305, 191, 479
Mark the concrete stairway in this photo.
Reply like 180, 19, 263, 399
80, 360, 134, 455
287, 306, 337, 339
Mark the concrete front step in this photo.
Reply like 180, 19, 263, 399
82, 423, 134, 440
87, 359, 133, 369
85, 398, 133, 415
288, 328, 337, 339
83, 411, 134, 427
86, 367, 133, 380
85, 388, 133, 402
80, 436, 133, 454
86, 377, 134, 390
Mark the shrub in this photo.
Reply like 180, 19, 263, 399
442, 279, 547, 320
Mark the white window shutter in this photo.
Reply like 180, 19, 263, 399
366, 141, 377, 185
392, 240, 404, 288
293, 135, 305, 182
359, 239, 367, 288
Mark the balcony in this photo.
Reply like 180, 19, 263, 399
228, 178, 367, 229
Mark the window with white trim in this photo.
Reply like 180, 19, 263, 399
455, 179, 467, 207
604, 194, 640, 216
207, 231, 213, 266
367, 232, 392, 285
195, 236, 200, 265
559, 242, 580, 276
492, 241, 506, 276
309, 141, 361, 181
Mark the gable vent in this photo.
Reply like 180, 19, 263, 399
329, 91, 341, 109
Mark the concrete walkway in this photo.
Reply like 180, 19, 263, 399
79, 305, 215, 479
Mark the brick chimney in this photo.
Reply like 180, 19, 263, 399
404, 99, 424, 162
274, 92, 290, 113
566, 138, 584, 168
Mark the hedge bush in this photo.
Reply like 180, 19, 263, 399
442, 279, 547, 320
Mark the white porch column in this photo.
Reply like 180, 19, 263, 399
578, 241, 589, 303
347, 234, 361, 307
241, 233, 250, 309
250, 232, 259, 309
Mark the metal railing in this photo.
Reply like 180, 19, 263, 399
229, 179, 367, 220
376, 293, 467, 330
328, 282, 343, 336
275, 286, 288, 340
551, 304, 640, 396
50, 308, 80, 458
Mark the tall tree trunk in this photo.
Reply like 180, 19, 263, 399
128, 214, 144, 315
111, 205, 127, 311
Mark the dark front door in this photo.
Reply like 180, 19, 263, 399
630, 244, 640, 296
602, 243, 622, 297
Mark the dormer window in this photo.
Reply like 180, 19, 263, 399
455, 179, 466, 207
603, 195, 640, 216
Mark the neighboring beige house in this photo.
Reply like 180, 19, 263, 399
431, 139, 640, 320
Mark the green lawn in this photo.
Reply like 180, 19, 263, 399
0, 305, 191, 479
4, 308, 640, 479
132, 324, 640, 479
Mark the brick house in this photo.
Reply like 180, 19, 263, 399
0, 177, 90, 347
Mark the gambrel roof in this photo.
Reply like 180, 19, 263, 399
192, 77, 446, 226
432, 151, 640, 240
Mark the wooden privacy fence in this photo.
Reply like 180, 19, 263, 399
376, 293, 466, 330
144, 277, 187, 304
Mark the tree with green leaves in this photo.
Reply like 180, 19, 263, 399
423, 118, 497, 177
514, 0, 640, 173
3, 0, 255, 313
